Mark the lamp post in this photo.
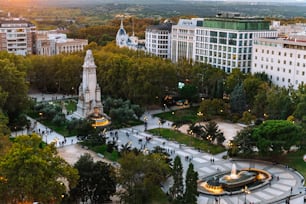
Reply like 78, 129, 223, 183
242, 186, 251, 204
197, 111, 204, 122
144, 116, 148, 131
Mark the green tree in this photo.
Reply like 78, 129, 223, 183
199, 98, 228, 119
118, 152, 170, 204
243, 75, 266, 107
231, 127, 255, 156
266, 87, 294, 120
202, 121, 225, 145
0, 59, 29, 121
169, 156, 184, 203
225, 68, 245, 95
179, 84, 199, 103
69, 153, 116, 203
183, 163, 198, 204
0, 134, 78, 203
252, 84, 269, 118
252, 120, 302, 155
230, 83, 246, 114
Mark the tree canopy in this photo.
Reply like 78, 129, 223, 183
69, 153, 116, 203
0, 134, 79, 203
118, 152, 170, 204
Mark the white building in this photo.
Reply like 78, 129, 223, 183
36, 31, 88, 56
251, 37, 306, 89
194, 13, 277, 73
116, 20, 141, 50
171, 18, 203, 62
0, 19, 36, 55
145, 21, 172, 59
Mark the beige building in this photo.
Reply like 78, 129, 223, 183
252, 37, 306, 89
36, 31, 88, 56
0, 19, 36, 55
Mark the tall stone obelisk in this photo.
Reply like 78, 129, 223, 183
74, 50, 103, 118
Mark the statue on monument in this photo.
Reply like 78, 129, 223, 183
72, 50, 110, 127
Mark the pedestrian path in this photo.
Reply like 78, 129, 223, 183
10, 96, 305, 204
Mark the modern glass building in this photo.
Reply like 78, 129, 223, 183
194, 13, 277, 73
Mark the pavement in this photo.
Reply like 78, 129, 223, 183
11, 93, 305, 204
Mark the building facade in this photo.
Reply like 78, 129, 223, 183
194, 13, 277, 73
116, 20, 141, 50
145, 21, 172, 59
36, 31, 88, 56
251, 37, 306, 89
0, 19, 36, 55
171, 18, 203, 62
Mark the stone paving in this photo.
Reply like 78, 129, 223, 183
11, 93, 305, 204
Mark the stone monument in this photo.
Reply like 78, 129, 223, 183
74, 50, 103, 118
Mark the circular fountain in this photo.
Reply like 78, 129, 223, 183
198, 163, 272, 195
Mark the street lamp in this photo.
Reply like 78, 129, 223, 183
144, 116, 148, 131
242, 186, 251, 204
197, 111, 204, 121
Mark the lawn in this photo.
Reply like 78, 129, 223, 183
285, 150, 306, 185
88, 145, 120, 161
148, 128, 225, 155
154, 106, 199, 123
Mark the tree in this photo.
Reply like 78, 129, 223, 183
202, 121, 225, 145
231, 127, 255, 156
225, 68, 245, 95
0, 134, 78, 203
230, 83, 246, 114
118, 152, 170, 204
69, 153, 116, 203
0, 58, 29, 123
169, 156, 184, 203
183, 163, 198, 204
178, 84, 199, 103
252, 120, 302, 155
266, 87, 294, 120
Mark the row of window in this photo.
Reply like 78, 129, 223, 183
255, 48, 306, 59
255, 63, 306, 76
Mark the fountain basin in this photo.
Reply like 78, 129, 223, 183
198, 166, 272, 195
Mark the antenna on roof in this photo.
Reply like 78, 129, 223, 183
132, 16, 135, 37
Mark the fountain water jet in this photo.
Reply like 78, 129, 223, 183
198, 163, 272, 195
230, 163, 238, 179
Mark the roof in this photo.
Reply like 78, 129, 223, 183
147, 22, 172, 32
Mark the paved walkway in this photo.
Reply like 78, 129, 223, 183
11, 93, 305, 204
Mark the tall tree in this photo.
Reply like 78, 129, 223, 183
0, 59, 29, 121
118, 152, 170, 204
183, 163, 198, 204
69, 153, 116, 203
230, 83, 246, 114
0, 134, 78, 203
225, 68, 245, 95
202, 121, 225, 145
169, 156, 184, 203
266, 87, 294, 120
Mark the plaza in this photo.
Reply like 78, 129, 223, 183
13, 93, 305, 204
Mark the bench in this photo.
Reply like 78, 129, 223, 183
97, 153, 104, 158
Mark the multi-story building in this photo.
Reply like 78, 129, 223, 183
193, 13, 277, 73
35, 31, 88, 56
251, 37, 306, 89
171, 18, 203, 62
0, 19, 36, 55
145, 21, 172, 59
